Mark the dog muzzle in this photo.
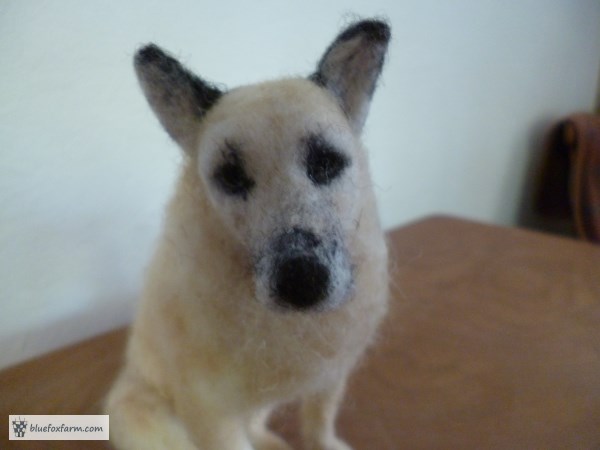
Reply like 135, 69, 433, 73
255, 227, 354, 312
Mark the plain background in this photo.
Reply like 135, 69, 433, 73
1, 0, 599, 369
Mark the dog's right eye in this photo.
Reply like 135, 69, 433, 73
212, 146, 255, 199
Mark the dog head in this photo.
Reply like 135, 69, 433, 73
134, 20, 390, 312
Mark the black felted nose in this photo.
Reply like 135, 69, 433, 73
273, 255, 330, 310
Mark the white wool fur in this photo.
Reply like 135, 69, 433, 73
106, 20, 390, 450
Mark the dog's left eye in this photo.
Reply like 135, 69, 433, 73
213, 147, 255, 199
305, 135, 350, 186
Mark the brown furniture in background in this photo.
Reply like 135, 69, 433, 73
1, 216, 599, 449
535, 112, 600, 243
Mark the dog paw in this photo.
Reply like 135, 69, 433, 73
325, 440, 352, 450
250, 430, 293, 450
306, 436, 353, 450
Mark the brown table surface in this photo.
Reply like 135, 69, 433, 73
2, 216, 600, 449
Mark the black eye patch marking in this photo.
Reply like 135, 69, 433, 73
212, 143, 255, 200
305, 134, 350, 186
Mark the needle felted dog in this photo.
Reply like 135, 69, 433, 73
106, 18, 390, 450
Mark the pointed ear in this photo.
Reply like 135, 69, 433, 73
134, 44, 223, 152
310, 20, 390, 133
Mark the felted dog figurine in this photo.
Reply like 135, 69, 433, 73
106, 19, 390, 450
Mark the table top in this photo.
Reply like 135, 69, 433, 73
1, 216, 599, 449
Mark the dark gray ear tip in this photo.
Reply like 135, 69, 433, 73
135, 44, 166, 66
338, 19, 391, 43
134, 44, 185, 82
134, 44, 182, 77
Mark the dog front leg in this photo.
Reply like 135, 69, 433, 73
105, 370, 197, 450
175, 394, 254, 450
301, 381, 352, 450
247, 406, 293, 450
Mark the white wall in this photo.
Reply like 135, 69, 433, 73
1, 0, 599, 369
